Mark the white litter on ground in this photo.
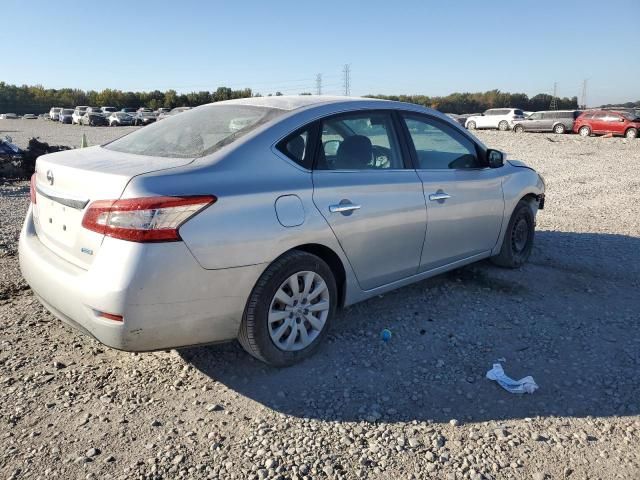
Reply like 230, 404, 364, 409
486, 363, 538, 394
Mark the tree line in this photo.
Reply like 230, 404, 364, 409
0, 82, 255, 115
0, 82, 581, 115
365, 90, 579, 114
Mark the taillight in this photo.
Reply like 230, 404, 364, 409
81, 195, 215, 242
30, 173, 37, 204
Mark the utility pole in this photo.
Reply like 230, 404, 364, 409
342, 64, 351, 96
580, 79, 588, 109
316, 73, 322, 96
549, 82, 558, 110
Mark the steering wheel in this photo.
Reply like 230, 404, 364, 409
371, 145, 392, 168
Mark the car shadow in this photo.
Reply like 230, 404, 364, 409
180, 230, 640, 424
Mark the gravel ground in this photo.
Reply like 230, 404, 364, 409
1, 124, 639, 480
0, 118, 139, 149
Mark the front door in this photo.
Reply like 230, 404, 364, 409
399, 113, 505, 271
312, 111, 427, 290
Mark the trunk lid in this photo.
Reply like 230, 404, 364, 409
33, 146, 194, 269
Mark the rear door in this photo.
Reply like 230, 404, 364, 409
399, 113, 505, 271
591, 112, 608, 133
311, 111, 427, 290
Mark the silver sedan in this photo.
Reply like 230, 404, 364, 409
19, 96, 545, 366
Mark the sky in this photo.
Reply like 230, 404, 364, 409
2, 0, 638, 106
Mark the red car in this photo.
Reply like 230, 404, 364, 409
573, 110, 640, 138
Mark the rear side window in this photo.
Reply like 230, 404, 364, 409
276, 127, 313, 169
514, 110, 524, 116
402, 114, 483, 170
105, 104, 285, 158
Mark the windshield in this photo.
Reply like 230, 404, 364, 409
621, 112, 640, 121
105, 104, 285, 158
61, 109, 73, 114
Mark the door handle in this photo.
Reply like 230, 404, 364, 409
429, 192, 452, 202
329, 201, 361, 214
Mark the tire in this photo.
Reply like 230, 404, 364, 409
553, 124, 566, 134
491, 200, 535, 268
625, 128, 637, 139
498, 120, 509, 131
579, 126, 591, 137
513, 124, 524, 133
238, 251, 337, 366
467, 120, 476, 130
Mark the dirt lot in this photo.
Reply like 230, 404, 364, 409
1, 122, 639, 480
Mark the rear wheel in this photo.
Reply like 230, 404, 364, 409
466, 120, 476, 130
625, 128, 637, 139
513, 124, 524, 133
579, 126, 591, 137
498, 120, 509, 131
553, 124, 566, 134
491, 200, 535, 268
238, 251, 337, 366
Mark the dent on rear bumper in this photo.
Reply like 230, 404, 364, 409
19, 206, 266, 351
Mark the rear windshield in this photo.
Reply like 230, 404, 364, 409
104, 104, 285, 158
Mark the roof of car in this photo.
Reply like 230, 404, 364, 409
214, 95, 383, 111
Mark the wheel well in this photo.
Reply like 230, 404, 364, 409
519, 193, 541, 215
293, 244, 347, 307
625, 127, 637, 134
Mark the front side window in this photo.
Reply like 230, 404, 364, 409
402, 114, 483, 170
528, 112, 542, 120
105, 104, 285, 158
316, 112, 403, 170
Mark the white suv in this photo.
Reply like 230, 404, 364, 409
72, 106, 89, 125
49, 107, 62, 121
465, 108, 525, 131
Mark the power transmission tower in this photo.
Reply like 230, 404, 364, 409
580, 79, 588, 109
316, 73, 322, 96
549, 82, 558, 110
342, 64, 351, 96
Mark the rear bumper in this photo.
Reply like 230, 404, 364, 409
19, 206, 266, 351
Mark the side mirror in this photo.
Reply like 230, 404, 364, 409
487, 149, 504, 168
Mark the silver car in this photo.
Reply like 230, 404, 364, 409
19, 97, 545, 366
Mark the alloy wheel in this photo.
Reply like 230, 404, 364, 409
268, 271, 330, 352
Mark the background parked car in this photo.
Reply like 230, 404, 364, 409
157, 106, 192, 121
58, 109, 74, 124
101, 106, 118, 114
444, 113, 467, 127
81, 111, 108, 126
121, 107, 138, 114
0, 113, 19, 119
48, 107, 62, 121
573, 110, 639, 138
22, 114, 38, 119
465, 108, 525, 131
133, 111, 157, 126
107, 112, 135, 126
72, 107, 88, 125
86, 107, 103, 113
512, 110, 580, 134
